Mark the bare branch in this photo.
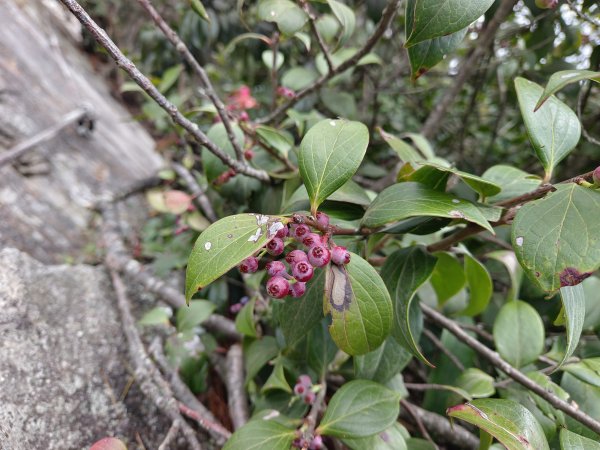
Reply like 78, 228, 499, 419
421, 302, 600, 435
224, 344, 249, 429
0, 107, 90, 168
58, 0, 269, 182
422, 328, 465, 371
158, 421, 181, 450
301, 377, 327, 449
300, 0, 334, 73
135, 0, 245, 161
420, 0, 518, 139
400, 399, 437, 448
171, 163, 218, 222
565, 0, 600, 27
256, 0, 402, 125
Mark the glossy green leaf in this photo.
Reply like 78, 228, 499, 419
536, 70, 600, 111
138, 307, 172, 327
512, 184, 600, 292
245, 336, 280, 383
317, 380, 401, 438
379, 129, 424, 163
381, 247, 437, 366
235, 297, 258, 338
493, 300, 544, 368
223, 417, 297, 450
362, 182, 494, 232
556, 284, 585, 369
447, 399, 550, 450
456, 368, 495, 398
408, 27, 468, 78
189, 0, 210, 22
354, 337, 412, 384
397, 164, 450, 191
177, 300, 216, 331
261, 50, 284, 71
563, 358, 600, 388
185, 214, 289, 301
515, 77, 581, 180
257, 0, 307, 35
417, 163, 502, 198
430, 252, 466, 305
326, 253, 393, 356
298, 119, 369, 212
560, 428, 600, 450
405, 0, 495, 47
343, 423, 408, 450
255, 125, 293, 156
276, 269, 326, 347
482, 165, 541, 203
261, 359, 292, 393
328, 0, 355, 46
461, 254, 493, 316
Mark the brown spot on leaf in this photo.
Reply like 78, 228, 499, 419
560, 267, 592, 287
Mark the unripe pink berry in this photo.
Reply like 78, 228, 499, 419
294, 383, 306, 395
303, 391, 316, 404
292, 224, 311, 241
286, 249, 308, 264
289, 281, 306, 298
266, 276, 290, 299
230, 303, 243, 313
310, 436, 323, 450
331, 246, 351, 265
308, 245, 331, 267
276, 226, 289, 239
266, 237, 285, 256
315, 211, 330, 228
239, 256, 259, 273
266, 260, 287, 277
302, 233, 323, 248
593, 166, 600, 185
292, 261, 314, 282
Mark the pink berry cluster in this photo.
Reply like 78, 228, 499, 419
238, 212, 351, 300
293, 434, 323, 450
294, 374, 316, 404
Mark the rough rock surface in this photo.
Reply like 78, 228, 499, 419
0, 248, 173, 449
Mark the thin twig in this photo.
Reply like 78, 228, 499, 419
157, 421, 181, 450
399, 400, 479, 450
0, 107, 90, 168
109, 270, 203, 450
300, 0, 334, 73
420, 0, 518, 139
270, 32, 281, 111
101, 201, 241, 340
401, 400, 438, 449
239, 122, 296, 172
422, 328, 465, 371
135, 0, 245, 162
171, 163, 218, 222
58, 0, 269, 181
565, 0, 600, 27
256, 0, 402, 125
224, 344, 249, 429
421, 302, 600, 435
179, 403, 233, 442
302, 377, 327, 449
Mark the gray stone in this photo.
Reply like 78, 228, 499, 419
0, 248, 171, 449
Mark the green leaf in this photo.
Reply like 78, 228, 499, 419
343, 423, 408, 450
327, 0, 355, 46
430, 252, 466, 305
177, 300, 216, 331
261, 359, 292, 393
317, 380, 401, 438
298, 119, 369, 213
456, 368, 495, 398
556, 284, 585, 369
325, 253, 393, 356
381, 247, 437, 366
255, 125, 293, 157
261, 50, 285, 70
223, 417, 297, 450
461, 254, 493, 316
415, 163, 502, 198
257, 0, 307, 35
405, 0, 495, 47
185, 214, 288, 301
536, 70, 600, 111
511, 184, 600, 292
283, 179, 371, 213
138, 307, 172, 327
306, 320, 337, 376
204, 123, 245, 182
561, 373, 600, 440
245, 336, 280, 383
189, 0, 210, 22
408, 27, 468, 78
493, 300, 545, 368
397, 164, 450, 191
379, 129, 424, 163
157, 64, 183, 93
281, 67, 318, 90
563, 358, 600, 388
315, 14, 340, 42
276, 269, 326, 347
354, 337, 412, 384
515, 77, 581, 180
362, 182, 494, 233
560, 428, 600, 450
482, 165, 541, 203
447, 399, 550, 450
486, 251, 523, 302
235, 297, 258, 338
527, 371, 569, 427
